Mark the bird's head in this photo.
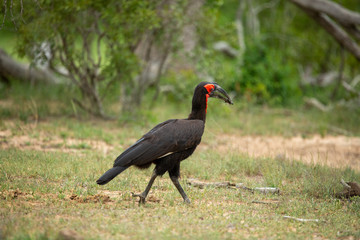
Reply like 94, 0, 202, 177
198, 82, 233, 105
189, 82, 233, 121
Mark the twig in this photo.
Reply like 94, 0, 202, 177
187, 178, 233, 189
252, 200, 280, 204
283, 215, 320, 222
187, 178, 280, 195
253, 187, 280, 194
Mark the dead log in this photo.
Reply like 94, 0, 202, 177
187, 178, 280, 194
0, 48, 59, 84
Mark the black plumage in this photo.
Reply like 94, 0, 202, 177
96, 82, 233, 204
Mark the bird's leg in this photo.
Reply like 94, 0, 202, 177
132, 170, 157, 204
170, 176, 191, 204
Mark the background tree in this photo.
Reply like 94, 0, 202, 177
12, 0, 189, 118
1, 0, 359, 115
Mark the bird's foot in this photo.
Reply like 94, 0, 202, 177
184, 198, 191, 204
131, 192, 146, 205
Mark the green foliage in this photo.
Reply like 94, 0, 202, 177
2, 0, 360, 113
13, 0, 188, 117
239, 42, 301, 105
186, 0, 360, 108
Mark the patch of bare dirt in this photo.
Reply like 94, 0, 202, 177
0, 189, 120, 205
1, 128, 359, 171
0, 189, 27, 199
203, 134, 360, 171
0, 130, 114, 154
58, 229, 84, 240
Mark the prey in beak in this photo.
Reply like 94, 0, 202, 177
208, 83, 233, 105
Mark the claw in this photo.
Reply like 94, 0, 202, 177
131, 192, 146, 205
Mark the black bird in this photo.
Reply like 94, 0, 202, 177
96, 82, 233, 204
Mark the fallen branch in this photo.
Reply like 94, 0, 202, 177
252, 187, 280, 194
187, 178, 280, 194
252, 200, 280, 204
283, 215, 320, 223
187, 179, 233, 189
304, 97, 332, 112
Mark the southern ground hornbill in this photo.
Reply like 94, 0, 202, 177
96, 82, 233, 204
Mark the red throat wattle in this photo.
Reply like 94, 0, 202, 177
205, 94, 209, 113
203, 84, 214, 114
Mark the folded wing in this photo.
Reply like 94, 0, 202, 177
113, 119, 205, 168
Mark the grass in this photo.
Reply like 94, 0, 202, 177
0, 146, 359, 240
1, 83, 360, 239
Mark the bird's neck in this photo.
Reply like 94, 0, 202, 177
188, 94, 208, 122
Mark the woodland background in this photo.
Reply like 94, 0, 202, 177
0, 1, 360, 239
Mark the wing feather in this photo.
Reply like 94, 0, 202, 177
113, 119, 204, 167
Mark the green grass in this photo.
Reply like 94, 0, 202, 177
0, 146, 359, 240
1, 82, 360, 239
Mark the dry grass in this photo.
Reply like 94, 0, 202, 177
204, 134, 360, 171
1, 93, 360, 239
1, 117, 360, 239
2, 126, 359, 171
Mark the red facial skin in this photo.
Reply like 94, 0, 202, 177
203, 84, 215, 113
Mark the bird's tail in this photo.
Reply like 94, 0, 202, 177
96, 166, 128, 185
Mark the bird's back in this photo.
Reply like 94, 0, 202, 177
113, 119, 205, 168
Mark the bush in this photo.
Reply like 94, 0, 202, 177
236, 42, 301, 106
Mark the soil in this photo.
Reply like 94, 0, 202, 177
206, 134, 360, 171
69, 193, 113, 203
1, 129, 359, 171
0, 129, 114, 154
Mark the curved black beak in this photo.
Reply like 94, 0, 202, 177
209, 84, 233, 105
